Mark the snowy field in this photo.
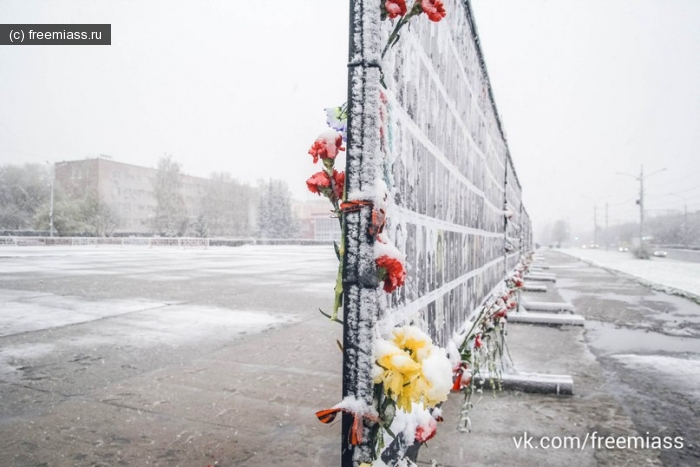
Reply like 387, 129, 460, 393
0, 244, 338, 293
558, 248, 700, 299
0, 244, 350, 465
0, 244, 338, 379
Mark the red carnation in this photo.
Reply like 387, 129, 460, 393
385, 0, 407, 18
306, 170, 345, 201
376, 255, 406, 293
421, 0, 446, 22
332, 170, 345, 200
306, 171, 331, 195
415, 417, 437, 443
308, 131, 344, 164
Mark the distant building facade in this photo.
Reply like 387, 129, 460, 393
293, 199, 341, 242
55, 157, 253, 236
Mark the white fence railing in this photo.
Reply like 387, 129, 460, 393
0, 237, 333, 248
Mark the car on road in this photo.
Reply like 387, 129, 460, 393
653, 250, 668, 257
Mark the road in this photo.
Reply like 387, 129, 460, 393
654, 247, 700, 264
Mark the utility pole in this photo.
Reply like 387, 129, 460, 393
617, 165, 666, 258
667, 193, 689, 247
593, 203, 598, 246
605, 202, 609, 251
581, 195, 601, 247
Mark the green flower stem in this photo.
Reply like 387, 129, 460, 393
325, 162, 344, 322
331, 229, 344, 321
381, 3, 423, 58
382, 16, 407, 58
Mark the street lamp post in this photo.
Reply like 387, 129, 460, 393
581, 195, 601, 248
616, 165, 666, 257
605, 202, 609, 251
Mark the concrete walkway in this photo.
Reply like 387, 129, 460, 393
1, 246, 697, 465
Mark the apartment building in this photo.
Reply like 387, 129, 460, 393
55, 157, 208, 234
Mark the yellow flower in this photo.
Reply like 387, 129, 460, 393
373, 340, 421, 410
392, 326, 432, 362
373, 325, 451, 412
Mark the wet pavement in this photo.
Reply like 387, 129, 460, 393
0, 246, 698, 466
552, 250, 700, 467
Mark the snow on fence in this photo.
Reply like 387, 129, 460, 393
340, 1, 531, 465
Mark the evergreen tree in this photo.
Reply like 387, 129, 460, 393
152, 156, 188, 236
194, 214, 208, 238
256, 179, 298, 238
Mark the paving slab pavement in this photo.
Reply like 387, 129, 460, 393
1, 246, 697, 465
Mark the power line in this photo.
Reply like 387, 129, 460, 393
645, 168, 700, 191
669, 184, 700, 195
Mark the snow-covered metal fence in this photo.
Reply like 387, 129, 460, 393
340, 0, 532, 464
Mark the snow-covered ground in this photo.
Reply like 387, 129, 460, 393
0, 244, 337, 380
558, 248, 700, 299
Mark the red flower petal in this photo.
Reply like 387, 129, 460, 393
421, 0, 446, 22
306, 171, 331, 195
415, 417, 437, 443
332, 170, 345, 200
376, 255, 406, 293
308, 131, 344, 163
385, 0, 407, 18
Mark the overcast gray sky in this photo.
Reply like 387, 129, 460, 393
1, 0, 699, 242
472, 0, 700, 240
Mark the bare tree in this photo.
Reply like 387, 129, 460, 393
201, 172, 257, 237
0, 164, 51, 230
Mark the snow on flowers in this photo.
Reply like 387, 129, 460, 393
308, 129, 344, 165
381, 0, 446, 22
306, 169, 345, 202
305, 104, 408, 320
305, 106, 348, 321
310, 2, 451, 464
381, 0, 447, 57
375, 233, 407, 293
373, 326, 452, 412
